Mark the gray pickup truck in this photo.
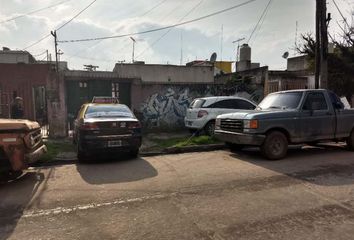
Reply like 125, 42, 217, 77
214, 89, 354, 160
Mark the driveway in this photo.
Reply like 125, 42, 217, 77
1, 146, 354, 239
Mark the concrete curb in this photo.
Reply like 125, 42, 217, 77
32, 143, 227, 167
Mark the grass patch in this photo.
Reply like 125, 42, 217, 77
152, 135, 220, 149
39, 141, 75, 163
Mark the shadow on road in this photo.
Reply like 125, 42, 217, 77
229, 144, 354, 186
0, 171, 45, 240
76, 156, 158, 184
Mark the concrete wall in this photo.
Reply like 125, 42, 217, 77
47, 71, 67, 138
287, 55, 309, 71
0, 63, 52, 120
0, 51, 35, 64
114, 63, 214, 83
131, 82, 263, 130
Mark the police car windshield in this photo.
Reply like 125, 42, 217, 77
85, 105, 134, 118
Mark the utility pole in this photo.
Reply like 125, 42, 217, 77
50, 30, 59, 72
315, 0, 329, 89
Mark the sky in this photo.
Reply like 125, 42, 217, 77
0, 0, 353, 71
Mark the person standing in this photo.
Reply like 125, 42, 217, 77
11, 97, 24, 119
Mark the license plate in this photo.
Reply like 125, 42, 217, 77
108, 140, 122, 147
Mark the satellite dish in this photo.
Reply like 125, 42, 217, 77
210, 52, 217, 62
282, 51, 289, 59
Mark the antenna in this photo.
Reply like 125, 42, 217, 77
282, 51, 289, 59
210, 52, 217, 62
294, 20, 298, 55
232, 37, 245, 62
180, 30, 183, 65
220, 24, 223, 61
130, 37, 136, 63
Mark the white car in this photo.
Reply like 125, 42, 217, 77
184, 96, 257, 135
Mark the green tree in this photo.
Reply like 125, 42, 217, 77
297, 27, 354, 100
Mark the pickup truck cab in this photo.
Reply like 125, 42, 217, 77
215, 89, 354, 160
0, 119, 47, 179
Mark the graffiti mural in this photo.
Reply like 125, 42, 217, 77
140, 87, 192, 128
140, 84, 264, 129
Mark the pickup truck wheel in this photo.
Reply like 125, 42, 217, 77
261, 131, 288, 160
347, 130, 354, 151
129, 149, 139, 158
204, 121, 215, 136
226, 142, 244, 151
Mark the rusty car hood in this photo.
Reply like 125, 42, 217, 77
0, 119, 40, 131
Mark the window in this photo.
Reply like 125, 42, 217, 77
210, 99, 244, 109
237, 100, 256, 110
112, 82, 119, 98
259, 92, 303, 110
79, 82, 87, 88
189, 99, 206, 109
302, 92, 328, 110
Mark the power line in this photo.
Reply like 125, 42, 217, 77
332, 0, 351, 29
140, 0, 169, 17
56, 0, 97, 31
0, 0, 71, 24
24, 34, 52, 50
23, 0, 98, 50
250, 0, 273, 45
58, 0, 258, 43
136, 0, 205, 59
66, 0, 169, 62
32, 50, 48, 57
247, 0, 272, 44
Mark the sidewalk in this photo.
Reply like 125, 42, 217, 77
37, 131, 225, 166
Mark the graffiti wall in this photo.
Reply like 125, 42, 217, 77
139, 83, 263, 130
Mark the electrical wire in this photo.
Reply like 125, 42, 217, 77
250, 0, 272, 45
58, 0, 257, 43
247, 0, 272, 44
136, 0, 205, 59
140, 0, 169, 17
332, 0, 351, 29
23, 0, 98, 50
66, 0, 169, 62
32, 50, 47, 57
56, 0, 97, 31
0, 0, 71, 24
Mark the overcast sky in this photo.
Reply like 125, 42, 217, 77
0, 0, 353, 71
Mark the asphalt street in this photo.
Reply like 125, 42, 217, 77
1, 145, 354, 240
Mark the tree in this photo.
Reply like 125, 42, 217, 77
297, 24, 354, 101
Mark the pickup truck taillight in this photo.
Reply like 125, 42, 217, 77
198, 110, 208, 118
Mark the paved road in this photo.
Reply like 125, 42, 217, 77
1, 146, 354, 240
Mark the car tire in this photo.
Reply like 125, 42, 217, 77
129, 149, 139, 158
77, 141, 86, 162
346, 129, 354, 151
204, 121, 215, 136
261, 131, 288, 160
226, 142, 244, 151
0, 170, 23, 182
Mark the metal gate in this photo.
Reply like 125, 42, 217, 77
65, 80, 131, 130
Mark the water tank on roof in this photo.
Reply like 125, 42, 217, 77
239, 44, 251, 62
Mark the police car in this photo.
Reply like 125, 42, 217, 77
73, 97, 142, 161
